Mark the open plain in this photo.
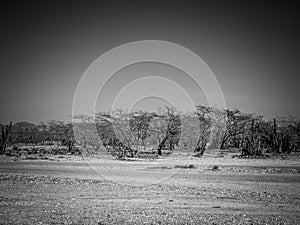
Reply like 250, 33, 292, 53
0, 150, 299, 225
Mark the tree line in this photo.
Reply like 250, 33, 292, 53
1, 106, 299, 157
75, 106, 300, 158
0, 121, 75, 154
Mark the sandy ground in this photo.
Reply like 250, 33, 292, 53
0, 150, 299, 224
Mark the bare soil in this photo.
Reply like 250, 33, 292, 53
0, 149, 299, 224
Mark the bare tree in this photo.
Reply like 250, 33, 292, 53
95, 110, 135, 158
0, 122, 12, 154
220, 109, 253, 149
157, 106, 181, 155
129, 111, 156, 151
193, 105, 213, 156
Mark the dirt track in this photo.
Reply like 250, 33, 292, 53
0, 153, 299, 224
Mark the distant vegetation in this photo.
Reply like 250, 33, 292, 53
1, 105, 299, 158
0, 121, 76, 156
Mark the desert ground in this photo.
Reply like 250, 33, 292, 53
0, 149, 299, 225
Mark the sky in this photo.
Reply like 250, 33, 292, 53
1, 1, 299, 123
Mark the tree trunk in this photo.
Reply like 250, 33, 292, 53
157, 136, 167, 155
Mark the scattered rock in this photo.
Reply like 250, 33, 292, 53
193, 152, 204, 158
147, 166, 172, 170
212, 165, 220, 171
174, 164, 196, 169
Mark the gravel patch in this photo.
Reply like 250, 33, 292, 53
0, 174, 299, 224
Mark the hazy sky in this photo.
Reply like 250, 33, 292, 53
1, 1, 299, 123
